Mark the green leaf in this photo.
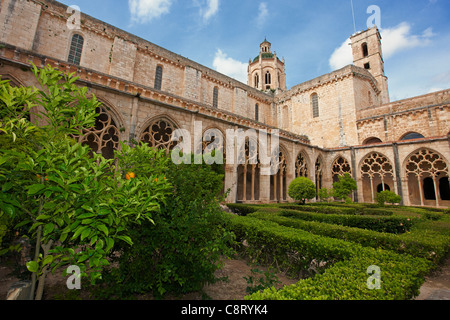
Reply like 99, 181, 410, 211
26, 261, 39, 273
43, 223, 54, 236
36, 215, 51, 221
97, 224, 109, 236
117, 235, 133, 246
27, 184, 46, 195
42, 255, 54, 267
81, 228, 91, 241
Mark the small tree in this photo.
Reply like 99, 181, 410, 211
288, 177, 316, 204
376, 190, 402, 206
332, 173, 357, 201
318, 188, 334, 203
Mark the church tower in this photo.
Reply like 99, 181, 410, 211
350, 26, 390, 104
248, 39, 287, 92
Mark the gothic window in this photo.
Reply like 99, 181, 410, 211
255, 104, 259, 122
254, 74, 259, 88
75, 106, 120, 160
332, 156, 352, 183
154, 65, 163, 90
362, 42, 369, 57
405, 148, 450, 206
400, 132, 425, 141
360, 152, 394, 203
295, 152, 308, 178
315, 156, 324, 198
139, 119, 177, 154
271, 150, 287, 202
237, 140, 260, 202
364, 63, 371, 70
213, 86, 219, 108
68, 34, 84, 65
311, 93, 319, 118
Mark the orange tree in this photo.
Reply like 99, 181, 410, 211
0, 65, 171, 300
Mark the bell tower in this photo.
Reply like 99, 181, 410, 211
350, 26, 390, 104
248, 39, 286, 92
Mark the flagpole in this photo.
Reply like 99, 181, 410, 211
351, 0, 357, 34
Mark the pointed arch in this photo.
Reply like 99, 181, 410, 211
295, 151, 310, 178
138, 115, 179, 154
360, 152, 395, 203
75, 99, 122, 160
404, 148, 450, 207
331, 155, 352, 183
237, 136, 260, 202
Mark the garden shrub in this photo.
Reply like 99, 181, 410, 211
228, 214, 433, 300
288, 177, 316, 203
376, 190, 402, 206
103, 154, 236, 298
227, 203, 259, 216
249, 210, 449, 263
332, 173, 357, 200
280, 209, 414, 234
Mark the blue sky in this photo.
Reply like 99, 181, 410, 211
58, 0, 450, 101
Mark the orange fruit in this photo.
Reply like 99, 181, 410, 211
128, 172, 135, 179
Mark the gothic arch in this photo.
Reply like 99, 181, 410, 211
200, 126, 226, 163
75, 99, 122, 160
237, 137, 260, 202
138, 115, 180, 154
331, 155, 352, 183
404, 148, 450, 206
295, 151, 310, 178
360, 152, 395, 203
270, 145, 288, 202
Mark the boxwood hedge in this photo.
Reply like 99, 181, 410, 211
224, 203, 449, 300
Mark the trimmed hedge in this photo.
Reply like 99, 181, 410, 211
226, 203, 259, 216
227, 215, 433, 300
280, 209, 415, 234
280, 204, 394, 216
249, 210, 449, 263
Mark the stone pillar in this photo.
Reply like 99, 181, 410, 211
392, 143, 405, 205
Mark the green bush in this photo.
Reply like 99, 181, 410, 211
288, 177, 316, 203
228, 214, 433, 300
376, 190, 402, 206
101, 154, 236, 298
332, 173, 357, 200
227, 203, 259, 216
280, 209, 414, 234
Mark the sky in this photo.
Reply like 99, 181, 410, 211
58, 0, 450, 102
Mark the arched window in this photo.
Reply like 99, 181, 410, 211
360, 152, 394, 203
154, 65, 163, 90
75, 105, 120, 160
295, 153, 308, 178
400, 132, 425, 141
332, 156, 352, 183
265, 71, 271, 85
362, 42, 369, 57
363, 137, 383, 145
68, 34, 84, 65
237, 139, 260, 202
405, 148, 449, 206
254, 73, 259, 89
213, 86, 219, 108
139, 119, 177, 154
311, 93, 319, 118
255, 104, 259, 122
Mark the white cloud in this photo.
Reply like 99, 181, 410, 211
212, 49, 248, 83
199, 0, 219, 22
328, 22, 435, 70
381, 22, 434, 59
256, 3, 269, 28
129, 0, 172, 23
329, 38, 353, 70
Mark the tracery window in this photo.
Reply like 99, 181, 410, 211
332, 157, 352, 183
139, 119, 177, 154
361, 153, 394, 202
405, 149, 450, 206
75, 106, 120, 159
295, 152, 308, 178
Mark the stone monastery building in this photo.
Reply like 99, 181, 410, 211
1, 0, 450, 207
